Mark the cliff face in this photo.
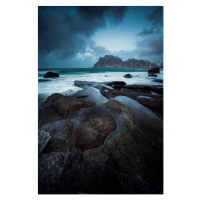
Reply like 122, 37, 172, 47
93, 55, 124, 69
93, 55, 158, 69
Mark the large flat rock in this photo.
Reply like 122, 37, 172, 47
39, 93, 95, 128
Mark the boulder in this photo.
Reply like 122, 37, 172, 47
148, 73, 157, 77
148, 68, 160, 74
152, 79, 163, 83
43, 71, 59, 78
103, 81, 126, 86
124, 73, 132, 78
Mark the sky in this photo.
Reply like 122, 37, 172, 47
38, 6, 163, 68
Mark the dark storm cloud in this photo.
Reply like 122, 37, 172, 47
38, 6, 127, 59
137, 36, 163, 56
137, 7, 163, 37
146, 6, 163, 26
77, 6, 127, 24
137, 27, 160, 36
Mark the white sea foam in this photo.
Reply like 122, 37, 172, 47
38, 70, 163, 95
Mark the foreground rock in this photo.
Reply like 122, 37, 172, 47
38, 82, 163, 194
137, 97, 163, 119
104, 99, 163, 192
72, 105, 117, 150
117, 85, 163, 118
38, 152, 72, 193
121, 85, 152, 93
150, 85, 163, 95
39, 93, 95, 128
98, 82, 163, 119
38, 130, 51, 156
39, 119, 66, 137
100, 87, 125, 99
43, 71, 59, 78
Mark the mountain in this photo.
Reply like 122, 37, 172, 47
92, 55, 159, 69
159, 62, 163, 68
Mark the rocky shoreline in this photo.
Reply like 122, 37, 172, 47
38, 76, 163, 194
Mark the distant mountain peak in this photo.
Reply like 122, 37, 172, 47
93, 55, 159, 69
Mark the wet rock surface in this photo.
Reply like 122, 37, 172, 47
72, 105, 117, 151
137, 97, 163, 119
70, 87, 108, 105
100, 87, 125, 99
122, 85, 152, 93
74, 80, 163, 119
38, 93, 95, 128
99, 82, 164, 118
39, 119, 66, 136
104, 99, 163, 192
38, 152, 72, 194
38, 130, 51, 156
103, 81, 126, 86
152, 79, 163, 83
38, 78, 163, 194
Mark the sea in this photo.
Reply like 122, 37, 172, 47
38, 68, 163, 96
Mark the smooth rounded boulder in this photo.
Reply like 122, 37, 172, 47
43, 71, 59, 78
124, 73, 132, 78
